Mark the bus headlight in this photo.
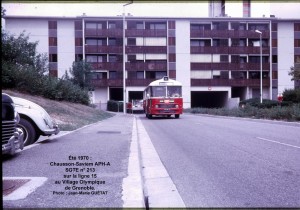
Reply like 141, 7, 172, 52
175, 105, 179, 108
155, 104, 159, 108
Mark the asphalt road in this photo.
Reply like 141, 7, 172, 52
139, 114, 300, 208
3, 114, 133, 208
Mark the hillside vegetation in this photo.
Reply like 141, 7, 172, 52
3, 89, 114, 131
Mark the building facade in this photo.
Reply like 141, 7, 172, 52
4, 15, 300, 108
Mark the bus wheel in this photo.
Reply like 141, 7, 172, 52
147, 114, 152, 119
175, 114, 180, 119
167, 115, 171, 118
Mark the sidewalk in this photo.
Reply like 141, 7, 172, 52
3, 114, 136, 208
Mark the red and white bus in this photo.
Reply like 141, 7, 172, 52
143, 76, 183, 119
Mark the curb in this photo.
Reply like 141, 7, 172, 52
136, 117, 186, 208
122, 117, 145, 208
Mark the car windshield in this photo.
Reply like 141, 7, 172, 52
151, 86, 166, 97
151, 86, 182, 97
167, 86, 182, 97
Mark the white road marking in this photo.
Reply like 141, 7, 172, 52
136, 117, 186, 208
256, 137, 300, 149
122, 117, 145, 208
3, 177, 47, 200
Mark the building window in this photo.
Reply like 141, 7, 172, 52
86, 23, 97, 29
248, 24, 269, 31
191, 70, 211, 79
272, 55, 278, 63
272, 23, 278, 31
88, 72, 107, 80
75, 21, 82, 30
212, 22, 228, 30
295, 23, 300, 31
168, 21, 175, 29
272, 39, 277, 47
86, 39, 98, 45
220, 55, 229, 62
249, 56, 268, 63
168, 37, 175, 46
49, 54, 57, 62
128, 54, 136, 62
240, 56, 247, 63
98, 55, 107, 63
148, 22, 166, 30
146, 71, 167, 79
128, 38, 136, 46
231, 71, 247, 79
108, 22, 116, 29
213, 39, 228, 47
295, 39, 300, 47
109, 71, 117, 79
272, 71, 278, 79
295, 55, 300, 63
75, 54, 83, 61
97, 23, 104, 29
108, 38, 117, 46
169, 54, 176, 62
249, 71, 260, 79
190, 24, 211, 30
86, 55, 97, 62
191, 39, 211, 47
136, 22, 144, 29
49, 37, 57, 46
109, 55, 118, 62
75, 38, 83, 46
49, 21, 57, 29
137, 71, 144, 79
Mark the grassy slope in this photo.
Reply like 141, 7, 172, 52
2, 89, 115, 131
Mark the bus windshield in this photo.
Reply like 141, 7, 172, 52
151, 86, 182, 97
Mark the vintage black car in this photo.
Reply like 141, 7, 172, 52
2, 93, 24, 155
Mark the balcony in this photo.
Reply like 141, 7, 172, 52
91, 79, 123, 87
126, 46, 167, 54
85, 29, 123, 37
89, 62, 123, 71
191, 62, 270, 71
126, 29, 167, 37
190, 30, 270, 38
126, 61, 167, 71
90, 78, 155, 87
191, 78, 270, 87
229, 46, 270, 54
190, 46, 270, 54
191, 46, 229, 54
85, 45, 123, 54
126, 79, 155, 86
190, 30, 229, 38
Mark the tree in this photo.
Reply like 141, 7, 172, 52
289, 63, 300, 81
2, 30, 49, 89
68, 60, 93, 89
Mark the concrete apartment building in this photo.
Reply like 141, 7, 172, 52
4, 3, 300, 109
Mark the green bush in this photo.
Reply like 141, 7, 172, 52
283, 88, 300, 103
239, 98, 287, 108
186, 104, 300, 121
107, 100, 123, 112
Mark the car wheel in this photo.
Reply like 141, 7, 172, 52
17, 118, 37, 146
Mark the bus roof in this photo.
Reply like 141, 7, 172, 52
149, 76, 182, 86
